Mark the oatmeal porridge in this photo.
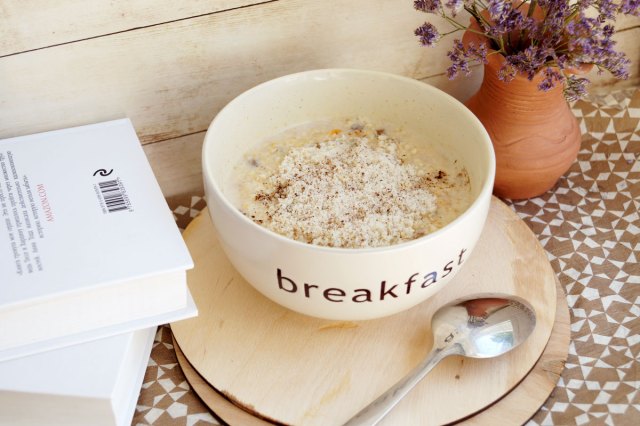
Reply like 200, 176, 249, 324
226, 119, 473, 248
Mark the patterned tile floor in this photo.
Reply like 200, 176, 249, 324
133, 89, 639, 426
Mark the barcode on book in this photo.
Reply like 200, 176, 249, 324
97, 179, 131, 213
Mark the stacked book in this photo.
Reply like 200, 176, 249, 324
0, 119, 196, 425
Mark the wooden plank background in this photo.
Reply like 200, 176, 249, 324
1, 1, 638, 199
0, 0, 274, 56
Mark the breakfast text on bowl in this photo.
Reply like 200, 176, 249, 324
277, 248, 468, 303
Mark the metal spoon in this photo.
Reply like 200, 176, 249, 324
343, 296, 537, 426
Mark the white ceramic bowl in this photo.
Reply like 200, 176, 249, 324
202, 69, 495, 320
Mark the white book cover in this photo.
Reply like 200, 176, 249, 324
0, 119, 195, 361
0, 327, 157, 426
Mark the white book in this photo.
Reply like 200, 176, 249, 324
0, 327, 157, 426
0, 119, 195, 361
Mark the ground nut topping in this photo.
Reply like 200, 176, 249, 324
228, 120, 472, 248
254, 131, 436, 248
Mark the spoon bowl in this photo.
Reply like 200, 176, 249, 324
343, 296, 536, 426
431, 296, 537, 358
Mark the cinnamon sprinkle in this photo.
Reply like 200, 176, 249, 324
251, 129, 438, 248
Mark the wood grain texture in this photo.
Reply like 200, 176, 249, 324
171, 197, 557, 426
2, 3, 636, 59
615, 14, 640, 31
459, 279, 570, 425
143, 131, 205, 199
0, 0, 445, 142
0, 0, 273, 56
140, 71, 484, 198
174, 340, 273, 426
1, 2, 636, 201
0, 4, 635, 143
172, 277, 570, 426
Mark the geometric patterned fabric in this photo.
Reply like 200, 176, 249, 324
133, 89, 640, 426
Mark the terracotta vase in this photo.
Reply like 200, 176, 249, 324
463, 40, 582, 200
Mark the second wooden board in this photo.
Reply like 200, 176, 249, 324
172, 276, 570, 425
171, 197, 557, 425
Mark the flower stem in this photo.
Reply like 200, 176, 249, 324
514, 0, 527, 10
442, 15, 468, 30
527, 0, 538, 18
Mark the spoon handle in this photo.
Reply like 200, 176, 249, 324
342, 347, 455, 426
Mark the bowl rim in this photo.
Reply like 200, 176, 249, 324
202, 68, 496, 254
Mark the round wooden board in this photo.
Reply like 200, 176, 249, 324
171, 197, 557, 426
173, 279, 569, 425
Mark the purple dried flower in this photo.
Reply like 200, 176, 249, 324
577, 0, 596, 9
467, 41, 489, 65
414, 0, 441, 13
483, 5, 525, 37
510, 45, 554, 80
598, 0, 618, 20
538, 67, 564, 91
445, 39, 489, 79
446, 39, 469, 79
619, 0, 640, 15
575, 0, 596, 16
445, 0, 464, 16
603, 24, 615, 38
520, 15, 539, 34
534, 0, 571, 44
412, 0, 637, 100
600, 51, 631, 79
564, 75, 590, 101
498, 61, 517, 82
565, 14, 630, 80
487, 0, 508, 21
415, 22, 441, 46
446, 63, 459, 79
